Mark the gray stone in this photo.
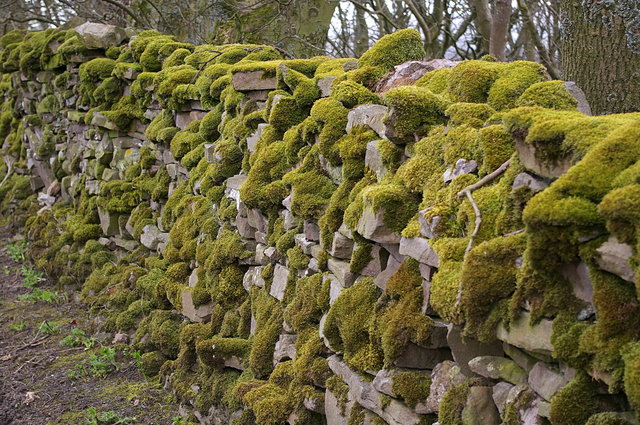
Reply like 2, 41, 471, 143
359, 244, 385, 277
365, 140, 391, 181
181, 289, 214, 323
328, 277, 343, 306
461, 386, 500, 425
328, 355, 422, 425
492, 382, 515, 414
395, 343, 452, 369
443, 158, 478, 182
294, 234, 315, 255
303, 394, 325, 414
247, 123, 268, 154
273, 334, 297, 364
374, 253, 402, 290
559, 262, 593, 304
304, 220, 321, 241
188, 268, 199, 288
595, 236, 635, 282
140, 224, 169, 250
204, 143, 216, 163
346, 104, 388, 138
325, 387, 353, 425
232, 70, 277, 91
98, 207, 120, 236
357, 207, 401, 244
372, 369, 398, 397
270, 264, 289, 301
564, 81, 592, 115
516, 138, 572, 180
496, 311, 554, 355
527, 362, 569, 401
399, 237, 439, 267
418, 207, 442, 239
328, 257, 356, 288
374, 59, 458, 93
74, 22, 127, 49
247, 208, 268, 233
468, 356, 527, 385
503, 343, 538, 373
176, 110, 207, 130
243, 266, 265, 291
447, 325, 504, 377
512, 172, 548, 193
319, 154, 342, 185
113, 236, 138, 251
329, 232, 354, 259
317, 76, 336, 97
419, 360, 466, 414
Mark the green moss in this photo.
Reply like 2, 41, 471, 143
438, 382, 470, 425
345, 183, 419, 234
516, 80, 579, 111
310, 97, 350, 165
383, 85, 449, 142
392, 370, 431, 408
324, 278, 383, 372
549, 373, 602, 425
585, 413, 635, 425
249, 289, 282, 378
331, 80, 381, 108
446, 102, 495, 128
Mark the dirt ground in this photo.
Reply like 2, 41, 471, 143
0, 235, 184, 425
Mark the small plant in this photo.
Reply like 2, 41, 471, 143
123, 348, 142, 368
88, 347, 118, 378
61, 328, 97, 350
21, 265, 44, 288
10, 320, 26, 331
3, 265, 10, 275
18, 288, 65, 303
39, 321, 60, 335
85, 407, 135, 424
5, 241, 26, 262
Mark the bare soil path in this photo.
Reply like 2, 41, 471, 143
0, 234, 183, 425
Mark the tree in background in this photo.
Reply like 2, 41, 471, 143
560, 0, 640, 114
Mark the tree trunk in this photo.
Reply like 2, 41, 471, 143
473, 0, 492, 55
354, 0, 369, 57
489, 0, 511, 61
560, 0, 640, 114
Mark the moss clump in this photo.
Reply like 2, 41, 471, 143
516, 80, 579, 111
438, 382, 470, 425
324, 278, 383, 372
549, 374, 602, 425
383, 86, 449, 142
331, 80, 381, 108
585, 413, 635, 425
283, 274, 326, 333
345, 183, 419, 234
355, 29, 425, 86
446, 102, 495, 128
309, 97, 350, 165
391, 370, 431, 408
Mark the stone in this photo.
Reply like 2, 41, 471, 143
346, 104, 388, 138
325, 387, 353, 425
236, 216, 256, 239
175, 110, 207, 130
140, 224, 169, 250
374, 59, 458, 93
372, 369, 398, 397
273, 334, 297, 364
112, 235, 137, 252
98, 207, 120, 236
443, 158, 478, 182
328, 355, 422, 425
492, 382, 514, 414
595, 236, 635, 283
527, 362, 569, 401
319, 154, 342, 185
303, 395, 325, 414
419, 360, 466, 414
559, 262, 593, 304
512, 172, 548, 193
329, 232, 354, 259
243, 266, 265, 291
232, 70, 277, 91
468, 356, 527, 385
247, 209, 268, 234
374, 253, 402, 290
247, 123, 268, 154
317, 76, 336, 97
181, 289, 214, 323
394, 343, 452, 369
204, 143, 216, 163
359, 244, 385, 277
188, 268, 198, 288
496, 311, 554, 355
37, 192, 56, 207
329, 277, 343, 305
399, 237, 439, 267
447, 325, 504, 377
515, 138, 572, 180
327, 258, 356, 288
357, 207, 401, 244
564, 81, 592, 115
294, 234, 315, 255
365, 140, 391, 181
74, 22, 127, 49
270, 264, 289, 301
503, 343, 538, 373
46, 180, 61, 196
461, 386, 500, 425
304, 220, 321, 241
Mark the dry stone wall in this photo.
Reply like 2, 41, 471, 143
1, 22, 640, 425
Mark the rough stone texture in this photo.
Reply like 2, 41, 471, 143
418, 208, 441, 239
419, 360, 466, 414
399, 237, 439, 267
527, 362, 569, 401
515, 138, 573, 180
325, 387, 353, 425
565, 81, 592, 115
327, 258, 356, 288
448, 325, 505, 377
181, 289, 214, 323
496, 311, 554, 355
175, 110, 207, 131
468, 356, 527, 385
346, 104, 388, 138
317, 76, 336, 98
140, 224, 168, 250
98, 207, 120, 236
461, 386, 501, 425
512, 172, 548, 193
269, 263, 289, 301
357, 207, 401, 244
329, 232, 354, 259
372, 369, 399, 397
273, 334, 297, 364
443, 158, 478, 182
595, 236, 635, 282
374, 59, 458, 93
559, 262, 593, 304
74, 22, 127, 49
328, 355, 422, 425
365, 140, 390, 181
394, 343, 452, 369
232, 70, 277, 91
492, 381, 515, 414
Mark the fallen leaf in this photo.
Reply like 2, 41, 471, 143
0, 354, 11, 361
24, 392, 37, 405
